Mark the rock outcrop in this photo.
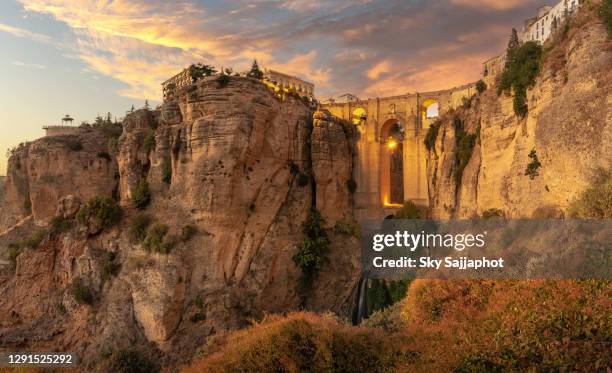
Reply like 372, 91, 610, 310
427, 12, 611, 218
0, 76, 359, 370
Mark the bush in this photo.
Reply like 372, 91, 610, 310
108, 350, 157, 373
297, 173, 309, 187
524, 149, 542, 179
64, 137, 83, 151
129, 214, 151, 243
293, 209, 329, 283
97, 151, 112, 161
181, 225, 197, 242
347, 179, 357, 193
394, 201, 423, 219
102, 251, 121, 280
569, 168, 611, 218
162, 163, 172, 184
184, 313, 403, 372
143, 131, 156, 154
23, 229, 47, 248
361, 299, 407, 332
424, 121, 441, 151
498, 41, 542, 116
132, 179, 151, 210
217, 74, 230, 88
453, 122, 477, 186
50, 216, 71, 235
600, 0, 612, 37
334, 220, 360, 237
476, 79, 487, 94
71, 278, 94, 305
143, 223, 175, 254
77, 196, 122, 231
8, 243, 22, 269
191, 312, 206, 323
481, 208, 504, 219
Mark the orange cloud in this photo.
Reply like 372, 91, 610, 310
450, 0, 533, 11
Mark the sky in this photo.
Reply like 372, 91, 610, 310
0, 0, 544, 175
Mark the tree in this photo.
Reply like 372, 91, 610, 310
247, 59, 264, 79
143, 100, 150, 110
505, 28, 520, 68
188, 63, 217, 83
130, 105, 135, 112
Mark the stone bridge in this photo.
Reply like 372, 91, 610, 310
322, 83, 477, 220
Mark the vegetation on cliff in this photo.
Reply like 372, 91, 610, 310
499, 41, 543, 117
293, 208, 329, 286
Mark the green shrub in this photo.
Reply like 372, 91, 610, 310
64, 137, 83, 151
97, 151, 112, 161
334, 220, 360, 237
498, 41, 542, 116
129, 214, 151, 243
50, 216, 71, 235
181, 224, 197, 242
108, 350, 157, 373
71, 278, 94, 305
77, 196, 122, 230
394, 201, 423, 219
132, 179, 151, 210
297, 173, 310, 187
524, 149, 542, 180
7, 243, 22, 269
194, 296, 204, 309
23, 229, 47, 248
191, 312, 206, 323
476, 79, 487, 94
143, 224, 175, 254
293, 209, 329, 283
217, 74, 230, 88
347, 179, 357, 193
424, 121, 441, 151
143, 131, 156, 154
453, 121, 477, 186
102, 251, 121, 280
569, 168, 612, 219
600, 0, 612, 37
162, 163, 172, 184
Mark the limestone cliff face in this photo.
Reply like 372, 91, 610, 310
0, 76, 358, 369
427, 15, 611, 219
2, 131, 119, 225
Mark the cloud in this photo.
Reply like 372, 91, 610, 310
0, 22, 52, 43
450, 0, 534, 11
11, 60, 46, 69
14, 0, 539, 100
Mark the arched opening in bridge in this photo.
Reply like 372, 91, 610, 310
352, 107, 367, 125
380, 119, 404, 206
421, 98, 439, 120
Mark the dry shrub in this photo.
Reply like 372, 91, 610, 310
183, 312, 408, 372
401, 279, 611, 371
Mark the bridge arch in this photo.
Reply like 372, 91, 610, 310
380, 119, 405, 206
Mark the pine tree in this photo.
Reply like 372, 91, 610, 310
505, 28, 520, 67
130, 105, 135, 112
144, 100, 150, 110
247, 59, 264, 79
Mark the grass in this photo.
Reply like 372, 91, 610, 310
129, 214, 151, 243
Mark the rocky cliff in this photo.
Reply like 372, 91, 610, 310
0, 76, 359, 370
427, 9, 611, 218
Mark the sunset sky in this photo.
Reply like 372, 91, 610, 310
0, 0, 543, 175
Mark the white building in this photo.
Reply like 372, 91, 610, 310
519, 0, 580, 44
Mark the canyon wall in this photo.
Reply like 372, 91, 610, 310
427, 13, 611, 219
0, 76, 359, 369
